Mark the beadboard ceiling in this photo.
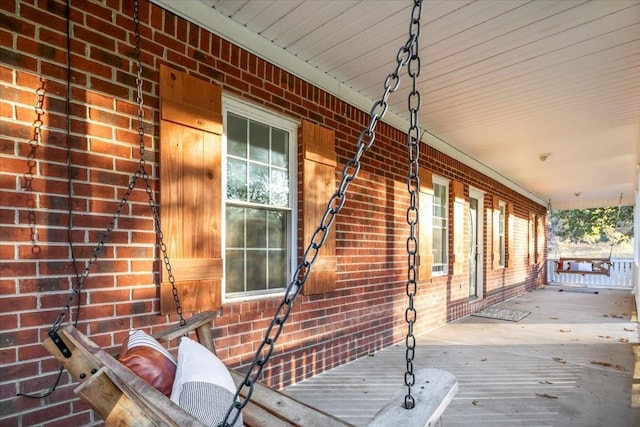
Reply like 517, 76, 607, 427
154, 0, 640, 210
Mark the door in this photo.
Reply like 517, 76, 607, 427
468, 188, 484, 299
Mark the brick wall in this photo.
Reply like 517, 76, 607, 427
0, 0, 547, 425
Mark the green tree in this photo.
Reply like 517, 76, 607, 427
550, 206, 633, 245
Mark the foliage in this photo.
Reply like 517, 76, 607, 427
548, 206, 634, 257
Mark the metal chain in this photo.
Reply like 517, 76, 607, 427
24, 81, 46, 253
218, 1, 423, 425
404, 0, 423, 410
50, 0, 184, 334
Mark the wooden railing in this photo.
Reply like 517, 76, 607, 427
547, 258, 633, 289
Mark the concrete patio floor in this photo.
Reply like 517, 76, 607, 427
283, 286, 640, 426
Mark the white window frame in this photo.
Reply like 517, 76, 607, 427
221, 95, 298, 301
432, 175, 449, 276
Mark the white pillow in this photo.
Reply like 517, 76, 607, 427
171, 337, 242, 427
578, 262, 592, 272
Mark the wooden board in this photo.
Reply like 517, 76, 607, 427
159, 64, 223, 314
367, 368, 458, 427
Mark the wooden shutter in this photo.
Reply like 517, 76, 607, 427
418, 169, 433, 282
492, 196, 501, 270
451, 181, 465, 275
301, 120, 337, 296
506, 202, 514, 267
159, 64, 223, 314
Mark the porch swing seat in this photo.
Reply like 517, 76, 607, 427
555, 257, 612, 276
43, 312, 350, 426
42, 311, 457, 427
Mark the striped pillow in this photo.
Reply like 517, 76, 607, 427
119, 329, 177, 396
177, 382, 241, 427
171, 337, 242, 426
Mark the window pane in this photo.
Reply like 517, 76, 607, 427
226, 206, 245, 248
246, 208, 267, 248
270, 168, 289, 207
249, 163, 269, 204
271, 128, 288, 167
249, 121, 269, 163
246, 250, 267, 291
228, 114, 247, 158
268, 250, 287, 289
227, 158, 247, 201
267, 210, 287, 248
225, 250, 245, 293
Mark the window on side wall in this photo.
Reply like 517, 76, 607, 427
432, 176, 449, 276
498, 200, 506, 268
223, 97, 297, 299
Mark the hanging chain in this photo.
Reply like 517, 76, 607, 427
133, 0, 184, 325
404, 0, 423, 410
50, 0, 184, 335
218, 1, 423, 425
24, 81, 46, 253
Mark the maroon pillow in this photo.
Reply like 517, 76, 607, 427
118, 330, 177, 396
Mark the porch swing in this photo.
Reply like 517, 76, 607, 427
42, 0, 457, 426
553, 194, 624, 276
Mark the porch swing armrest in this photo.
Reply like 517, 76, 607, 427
153, 310, 218, 354
76, 366, 184, 426
43, 325, 207, 427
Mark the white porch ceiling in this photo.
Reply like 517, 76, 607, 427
155, 0, 640, 210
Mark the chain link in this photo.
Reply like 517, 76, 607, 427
218, 1, 423, 424
50, 0, 184, 334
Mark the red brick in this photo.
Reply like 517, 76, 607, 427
16, 36, 66, 64
21, 402, 75, 426
0, 258, 38, 276
68, 53, 113, 80
0, 328, 38, 348
0, 11, 36, 37
89, 76, 130, 99
89, 316, 130, 335
153, 31, 185, 54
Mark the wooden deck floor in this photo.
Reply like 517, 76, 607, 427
284, 286, 640, 426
